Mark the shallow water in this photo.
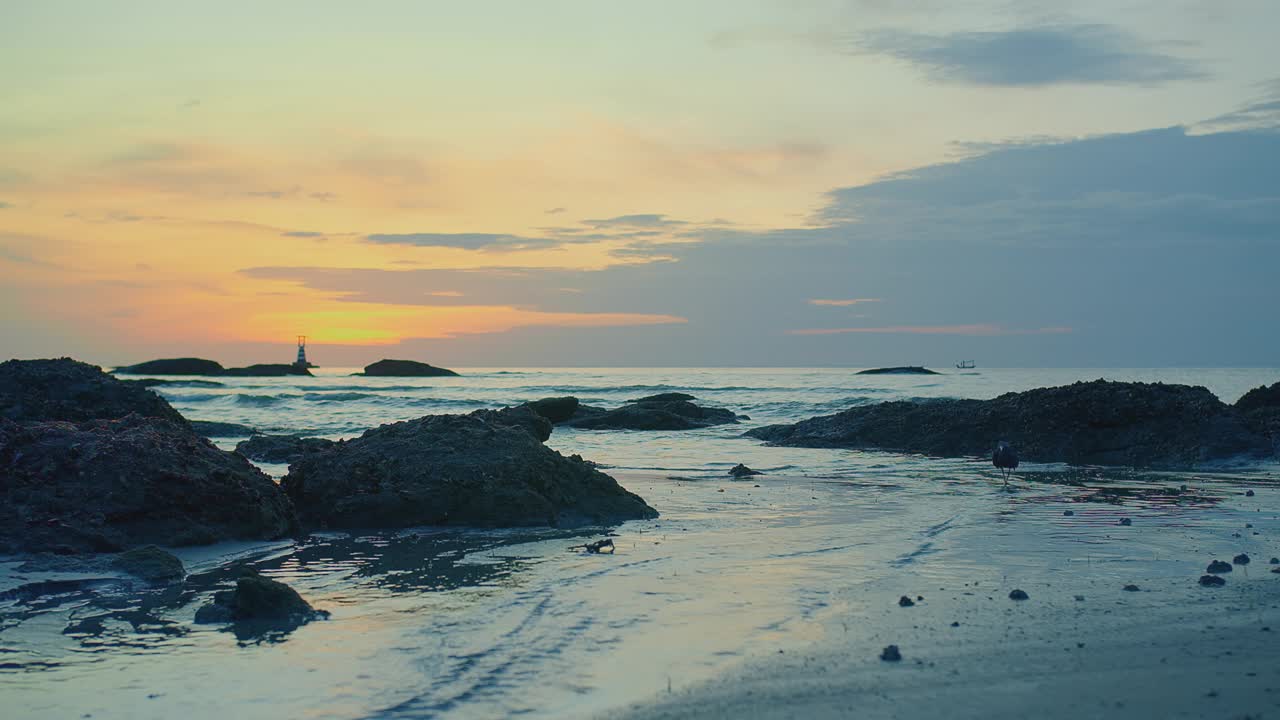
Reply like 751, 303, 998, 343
2, 368, 1278, 719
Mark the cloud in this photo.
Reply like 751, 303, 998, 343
856, 25, 1207, 87
0, 201, 9, 209
809, 298, 882, 306
364, 232, 560, 252
788, 325, 1072, 336
1196, 79, 1280, 132
282, 231, 325, 238
582, 213, 688, 229
545, 207, 567, 215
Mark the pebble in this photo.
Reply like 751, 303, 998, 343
1271, 558, 1279, 565
1009, 589, 1029, 600
898, 596, 915, 607
1123, 584, 1140, 592
880, 645, 902, 662
1206, 560, 1233, 574
1063, 510, 1074, 516
1246, 489, 1255, 497
1198, 575, 1226, 587
1119, 518, 1132, 526
1233, 553, 1250, 565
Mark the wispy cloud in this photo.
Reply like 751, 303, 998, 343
788, 324, 1073, 336
856, 25, 1207, 87
545, 207, 567, 215
365, 232, 559, 252
582, 213, 688, 229
281, 231, 325, 238
0, 201, 10, 209
808, 298, 882, 306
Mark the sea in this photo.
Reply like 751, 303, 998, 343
2, 367, 1278, 719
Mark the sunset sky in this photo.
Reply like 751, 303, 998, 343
3, 1, 1278, 367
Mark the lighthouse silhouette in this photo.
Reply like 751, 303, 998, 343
294, 336, 309, 369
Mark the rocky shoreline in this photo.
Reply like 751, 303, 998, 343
747, 378, 1280, 468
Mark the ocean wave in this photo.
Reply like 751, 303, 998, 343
234, 393, 301, 406
302, 392, 378, 402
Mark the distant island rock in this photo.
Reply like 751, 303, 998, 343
358, 359, 459, 377
115, 358, 311, 377
746, 379, 1275, 469
282, 408, 656, 529
116, 358, 226, 375
856, 366, 940, 375
222, 363, 312, 377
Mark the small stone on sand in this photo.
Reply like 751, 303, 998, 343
1233, 553, 1250, 565
1245, 489, 1254, 497
1119, 518, 1132, 526
1123, 584, 1140, 592
1009, 589, 1029, 600
1206, 560, 1233, 574
1063, 510, 1074, 516
898, 595, 915, 607
1198, 575, 1226, 587
880, 645, 902, 662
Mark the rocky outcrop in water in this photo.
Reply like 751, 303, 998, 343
856, 366, 939, 375
110, 546, 186, 582
468, 405, 554, 443
282, 410, 657, 529
194, 567, 326, 626
746, 380, 1274, 469
521, 396, 580, 424
359, 359, 459, 377
553, 395, 739, 431
236, 434, 337, 464
0, 414, 297, 553
191, 420, 258, 438
1, 358, 188, 426
1236, 381, 1280, 453
115, 358, 226, 375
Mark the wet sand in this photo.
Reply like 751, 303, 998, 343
607, 470, 1280, 720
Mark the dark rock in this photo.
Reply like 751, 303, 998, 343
728, 463, 762, 478
469, 405, 553, 443
522, 396, 580, 424
1199, 574, 1226, 587
565, 398, 738, 431
0, 358, 188, 426
1120, 517, 1132, 526
110, 546, 185, 582
359, 359, 458, 377
898, 595, 915, 607
1123, 584, 1140, 592
236, 434, 336, 464
880, 645, 902, 662
0, 414, 297, 553
194, 568, 326, 625
282, 411, 657, 530
1063, 510, 1075, 516
1270, 557, 1279, 564
1245, 489, 1255, 497
1233, 553, 1250, 565
746, 380, 1273, 469
1009, 589, 1029, 600
191, 420, 257, 438
115, 358, 225, 376
223, 364, 312, 377
1236, 382, 1280, 413
628, 392, 695, 403
1207, 560, 1233, 574
857, 366, 939, 375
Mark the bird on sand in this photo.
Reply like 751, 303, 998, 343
992, 441, 1018, 485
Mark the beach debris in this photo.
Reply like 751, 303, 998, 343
880, 645, 902, 662
1207, 560, 1233, 574
1245, 489, 1255, 496
728, 463, 762, 478
569, 539, 616, 554
1233, 553, 1250, 565
898, 595, 915, 607
1123, 584, 1140, 592
1198, 574, 1226, 587
1119, 518, 1132, 526
1063, 510, 1075, 516
1009, 589, 1029, 600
